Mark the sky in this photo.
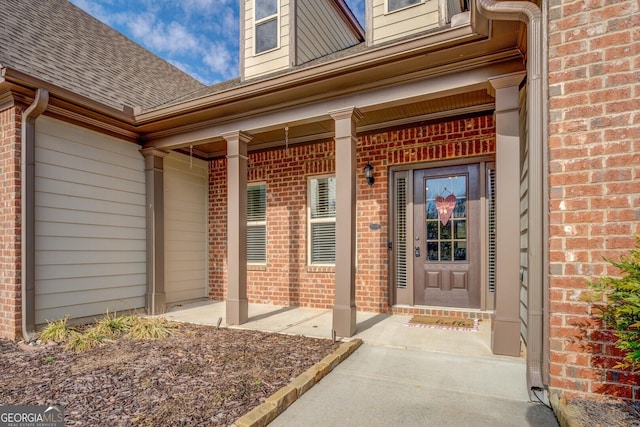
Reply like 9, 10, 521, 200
69, 0, 366, 85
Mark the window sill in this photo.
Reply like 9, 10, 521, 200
306, 265, 335, 273
248, 264, 268, 271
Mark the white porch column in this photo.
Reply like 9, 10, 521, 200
141, 148, 169, 315
489, 73, 526, 357
223, 131, 251, 325
330, 107, 362, 338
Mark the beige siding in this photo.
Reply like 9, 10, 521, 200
519, 86, 529, 347
243, 0, 291, 80
34, 117, 146, 324
296, 0, 361, 65
164, 153, 208, 304
371, 0, 440, 45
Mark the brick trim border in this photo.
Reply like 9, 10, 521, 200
232, 338, 363, 427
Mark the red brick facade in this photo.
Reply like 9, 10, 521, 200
0, 105, 22, 340
548, 0, 640, 400
208, 115, 495, 312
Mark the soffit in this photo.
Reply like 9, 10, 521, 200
138, 20, 522, 139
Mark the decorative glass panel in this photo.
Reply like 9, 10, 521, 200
427, 221, 438, 240
427, 242, 439, 261
425, 174, 468, 262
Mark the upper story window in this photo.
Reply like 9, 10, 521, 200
387, 0, 422, 13
247, 183, 267, 264
255, 0, 278, 54
308, 176, 336, 265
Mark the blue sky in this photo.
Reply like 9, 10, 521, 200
69, 0, 365, 85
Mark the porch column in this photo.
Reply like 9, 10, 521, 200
330, 107, 363, 337
142, 148, 169, 315
489, 73, 526, 356
223, 131, 251, 325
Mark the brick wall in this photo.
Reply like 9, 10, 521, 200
548, 0, 640, 399
208, 115, 495, 312
0, 106, 22, 340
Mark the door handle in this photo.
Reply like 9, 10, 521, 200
415, 245, 421, 258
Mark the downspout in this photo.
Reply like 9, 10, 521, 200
475, 0, 548, 395
21, 88, 49, 341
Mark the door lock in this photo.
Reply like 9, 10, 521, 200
415, 245, 421, 258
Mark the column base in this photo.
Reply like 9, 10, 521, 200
491, 318, 521, 356
333, 304, 356, 338
146, 292, 166, 315
226, 298, 248, 325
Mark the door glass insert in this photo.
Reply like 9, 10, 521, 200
425, 175, 467, 262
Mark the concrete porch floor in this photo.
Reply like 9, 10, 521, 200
165, 300, 559, 426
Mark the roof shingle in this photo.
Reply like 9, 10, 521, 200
0, 0, 205, 111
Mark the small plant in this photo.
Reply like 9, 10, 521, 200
39, 316, 74, 343
126, 317, 175, 340
586, 236, 640, 371
65, 329, 111, 353
43, 356, 55, 363
92, 311, 136, 337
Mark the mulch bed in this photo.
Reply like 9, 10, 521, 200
0, 324, 339, 426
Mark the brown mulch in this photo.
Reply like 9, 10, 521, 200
0, 324, 339, 426
570, 398, 640, 427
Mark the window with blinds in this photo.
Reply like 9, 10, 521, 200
487, 168, 497, 292
309, 176, 336, 265
247, 183, 267, 264
395, 176, 408, 289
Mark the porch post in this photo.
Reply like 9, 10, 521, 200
330, 107, 362, 338
223, 131, 251, 325
489, 73, 525, 356
141, 148, 168, 315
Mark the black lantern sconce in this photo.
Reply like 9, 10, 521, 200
363, 162, 375, 186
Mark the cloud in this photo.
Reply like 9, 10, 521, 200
125, 14, 200, 56
203, 42, 238, 81
69, 0, 113, 25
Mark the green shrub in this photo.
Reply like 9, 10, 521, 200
92, 311, 137, 337
587, 237, 640, 371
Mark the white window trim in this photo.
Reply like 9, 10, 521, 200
247, 182, 267, 265
385, 0, 424, 14
254, 0, 280, 56
307, 174, 336, 267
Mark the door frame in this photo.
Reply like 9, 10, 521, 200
388, 156, 495, 311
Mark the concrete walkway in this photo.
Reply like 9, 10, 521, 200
166, 301, 559, 426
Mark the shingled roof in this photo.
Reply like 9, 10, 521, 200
0, 0, 206, 112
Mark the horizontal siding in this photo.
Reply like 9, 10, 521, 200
296, 0, 360, 65
164, 153, 208, 304
244, 0, 290, 79
372, 0, 440, 45
34, 117, 146, 324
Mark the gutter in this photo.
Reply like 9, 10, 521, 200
475, 0, 548, 397
21, 88, 49, 341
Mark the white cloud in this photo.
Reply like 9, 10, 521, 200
125, 14, 200, 56
203, 42, 237, 80
68, 0, 113, 25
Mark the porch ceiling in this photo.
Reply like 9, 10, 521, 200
181, 89, 496, 159
154, 19, 524, 159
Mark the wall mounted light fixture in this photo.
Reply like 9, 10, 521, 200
364, 162, 375, 186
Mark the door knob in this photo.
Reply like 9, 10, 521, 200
415, 245, 421, 258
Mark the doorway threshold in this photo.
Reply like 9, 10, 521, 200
392, 304, 494, 320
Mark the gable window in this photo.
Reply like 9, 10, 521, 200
387, 0, 422, 13
308, 176, 336, 265
247, 183, 267, 264
254, 0, 278, 54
